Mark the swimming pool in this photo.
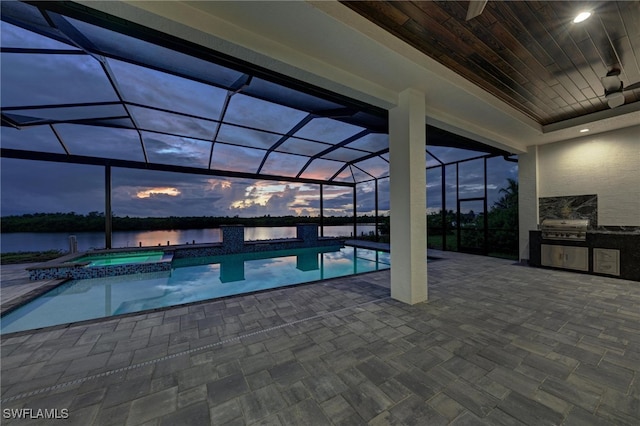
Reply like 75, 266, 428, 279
1, 246, 390, 334
74, 251, 165, 266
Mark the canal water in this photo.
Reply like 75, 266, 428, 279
1, 225, 377, 253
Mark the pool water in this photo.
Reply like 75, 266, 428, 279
1, 246, 389, 334
74, 251, 165, 267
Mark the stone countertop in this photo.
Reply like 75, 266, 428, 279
532, 228, 640, 235
587, 229, 640, 235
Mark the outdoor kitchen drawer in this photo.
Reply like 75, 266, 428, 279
541, 244, 588, 271
593, 248, 620, 276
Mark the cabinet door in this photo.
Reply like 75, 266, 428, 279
541, 244, 564, 267
562, 246, 589, 271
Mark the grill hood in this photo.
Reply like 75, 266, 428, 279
541, 219, 589, 241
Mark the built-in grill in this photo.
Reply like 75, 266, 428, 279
541, 219, 589, 241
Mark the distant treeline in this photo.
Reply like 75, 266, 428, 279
1, 212, 381, 233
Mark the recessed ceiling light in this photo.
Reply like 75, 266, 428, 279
579, 128, 590, 133
573, 11, 591, 23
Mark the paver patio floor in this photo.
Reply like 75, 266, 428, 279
1, 250, 639, 425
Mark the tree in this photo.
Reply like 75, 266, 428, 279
494, 178, 518, 210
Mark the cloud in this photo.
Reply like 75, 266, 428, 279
143, 134, 212, 168
323, 191, 353, 214
111, 172, 243, 217
136, 187, 181, 199
229, 183, 303, 216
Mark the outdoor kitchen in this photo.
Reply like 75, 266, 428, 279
528, 195, 640, 281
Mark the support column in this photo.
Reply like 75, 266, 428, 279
105, 165, 112, 249
296, 223, 319, 246
389, 88, 428, 304
518, 146, 538, 262
221, 225, 244, 253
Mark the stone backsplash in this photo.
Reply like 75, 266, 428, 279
539, 194, 597, 226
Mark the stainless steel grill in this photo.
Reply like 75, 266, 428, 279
541, 219, 589, 241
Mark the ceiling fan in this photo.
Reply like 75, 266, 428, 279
601, 69, 640, 108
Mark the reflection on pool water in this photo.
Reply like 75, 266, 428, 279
1, 246, 390, 334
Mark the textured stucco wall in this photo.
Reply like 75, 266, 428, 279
519, 125, 640, 261
537, 126, 640, 226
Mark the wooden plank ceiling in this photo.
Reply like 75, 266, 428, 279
341, 1, 640, 126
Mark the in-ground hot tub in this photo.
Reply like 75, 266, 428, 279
27, 250, 174, 281
74, 251, 166, 266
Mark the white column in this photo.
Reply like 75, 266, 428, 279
389, 88, 428, 304
518, 145, 539, 262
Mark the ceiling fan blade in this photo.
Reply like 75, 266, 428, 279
623, 81, 640, 91
466, 0, 488, 21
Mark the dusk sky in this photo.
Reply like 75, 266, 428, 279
0, 8, 517, 220
0, 153, 516, 218
0, 157, 382, 218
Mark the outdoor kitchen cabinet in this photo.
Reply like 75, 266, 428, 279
529, 230, 640, 281
541, 244, 588, 271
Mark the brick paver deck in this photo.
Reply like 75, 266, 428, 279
1, 250, 638, 425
